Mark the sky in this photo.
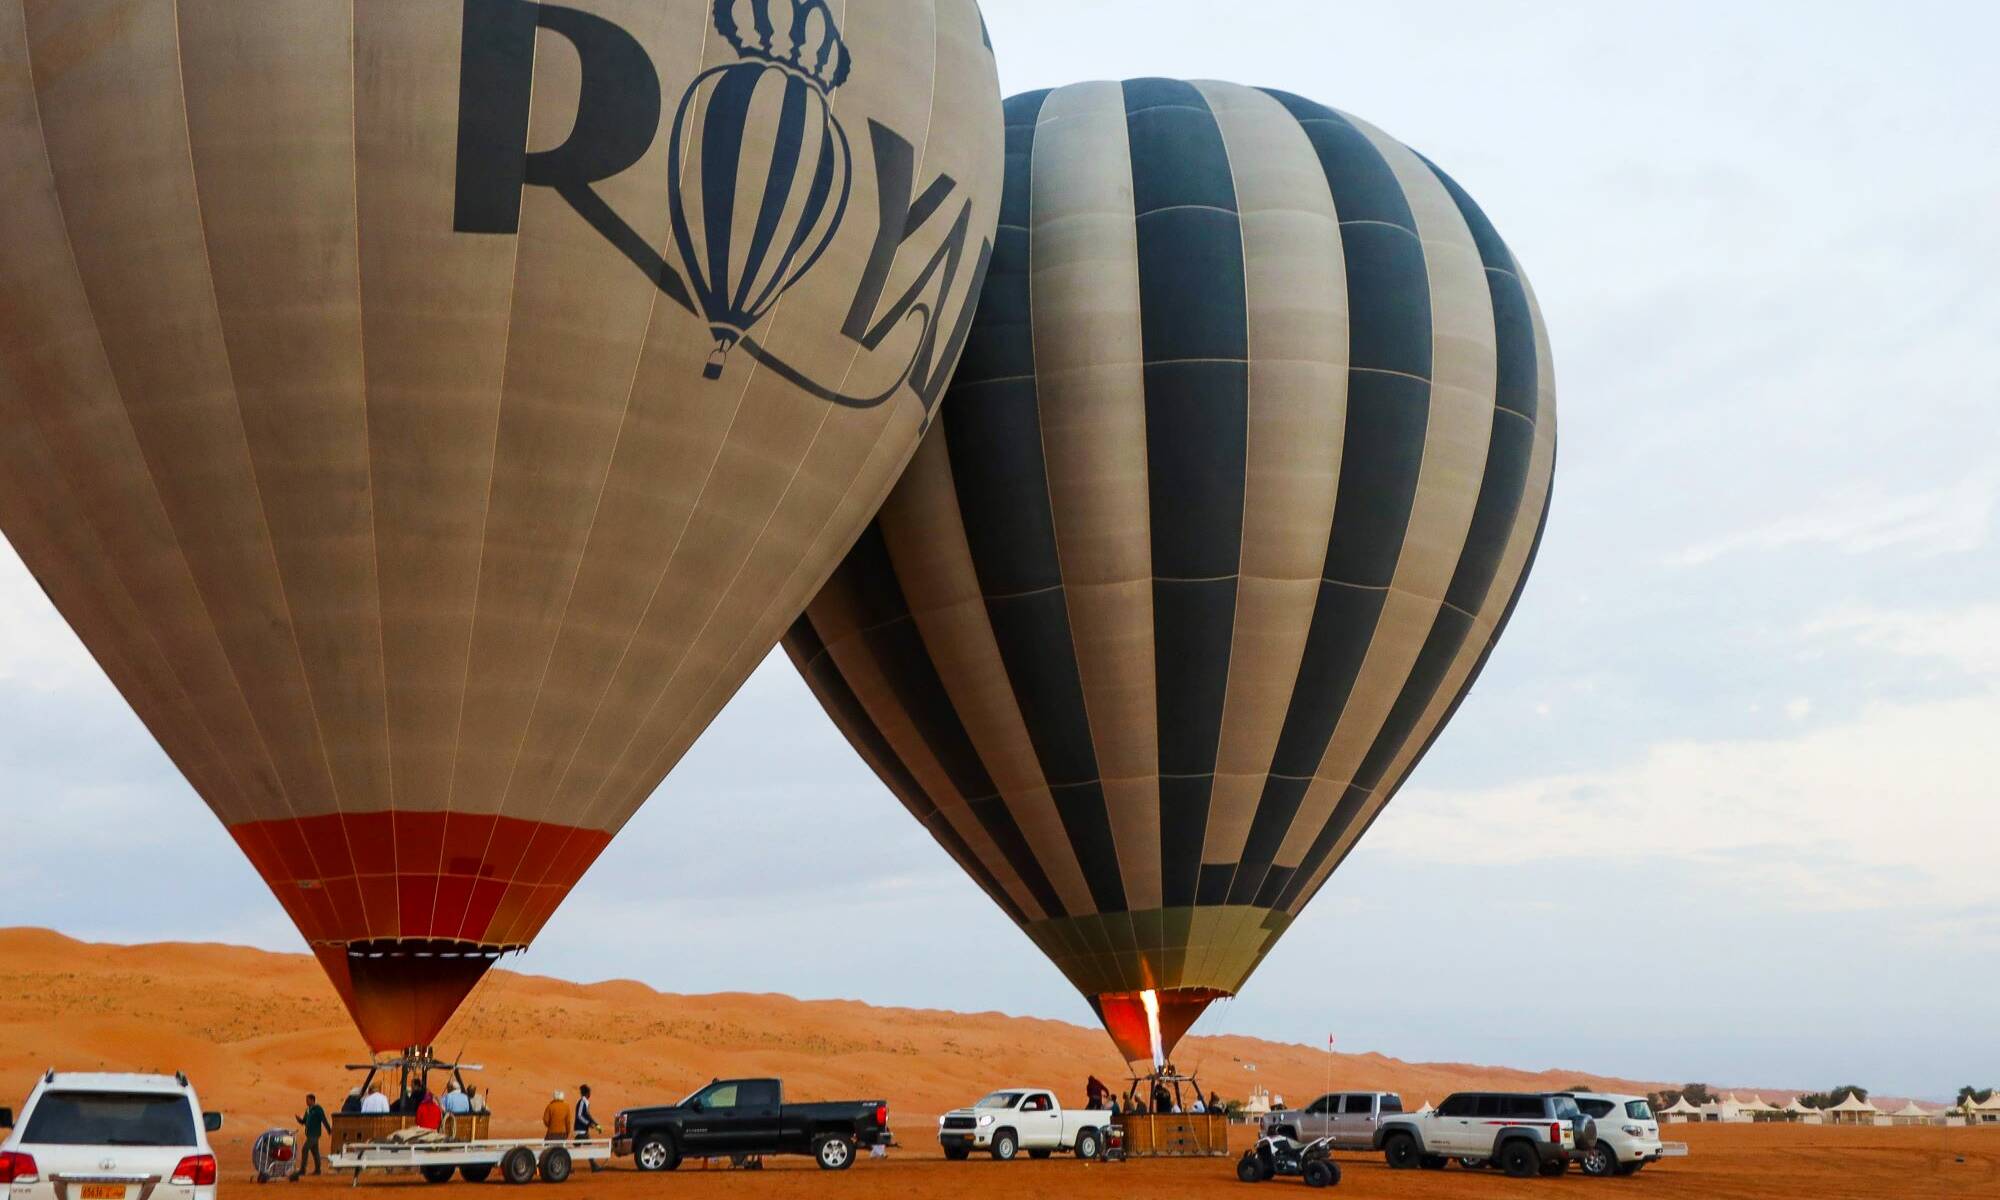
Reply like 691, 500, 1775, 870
2, 1, 1996, 1101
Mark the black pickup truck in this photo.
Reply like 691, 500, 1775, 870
614, 1077, 891, 1171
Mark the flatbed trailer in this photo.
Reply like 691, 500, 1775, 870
329, 1137, 615, 1185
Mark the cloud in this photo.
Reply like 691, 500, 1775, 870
1369, 688, 2000, 923
1666, 473, 1996, 567
1802, 602, 2000, 676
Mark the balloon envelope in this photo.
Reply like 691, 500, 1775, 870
786, 80, 1556, 1063
0, 0, 1000, 1050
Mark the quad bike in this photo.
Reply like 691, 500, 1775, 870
1236, 1134, 1341, 1187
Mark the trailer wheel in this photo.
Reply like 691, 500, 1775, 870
501, 1147, 538, 1185
538, 1147, 572, 1184
421, 1164, 456, 1184
460, 1165, 492, 1184
633, 1134, 679, 1173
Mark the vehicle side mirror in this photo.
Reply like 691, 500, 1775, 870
204, 1112, 224, 1133
0, 1107, 12, 1129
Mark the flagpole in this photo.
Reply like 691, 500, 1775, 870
1326, 1033, 1334, 1123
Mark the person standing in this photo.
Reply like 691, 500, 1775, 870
360, 1086, 391, 1115
543, 1091, 572, 1143
292, 1094, 329, 1179
573, 1085, 603, 1172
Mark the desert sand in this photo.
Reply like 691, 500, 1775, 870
2, 929, 1988, 1197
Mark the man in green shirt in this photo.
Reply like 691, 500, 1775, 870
293, 1093, 330, 1178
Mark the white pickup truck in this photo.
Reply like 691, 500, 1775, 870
936, 1088, 1111, 1161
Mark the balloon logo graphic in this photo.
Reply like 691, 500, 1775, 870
671, 0, 855, 380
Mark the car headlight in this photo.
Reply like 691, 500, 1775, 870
976, 1114, 994, 1128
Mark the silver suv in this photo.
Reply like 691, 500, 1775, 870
1, 1071, 223, 1200
1260, 1091, 1404, 1150
1375, 1091, 1594, 1178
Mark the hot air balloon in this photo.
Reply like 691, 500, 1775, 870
0, 0, 1000, 1052
785, 80, 1557, 1065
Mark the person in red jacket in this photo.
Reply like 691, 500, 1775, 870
415, 1089, 444, 1132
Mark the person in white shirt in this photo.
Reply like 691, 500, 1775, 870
360, 1088, 391, 1115
1190, 1096, 1207, 1113
443, 1083, 471, 1116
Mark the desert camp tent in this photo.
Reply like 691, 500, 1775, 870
1737, 1094, 1780, 1118
1825, 1094, 1880, 1126
1973, 1093, 2000, 1125
1700, 1093, 1760, 1123
1784, 1097, 1824, 1125
1244, 1088, 1273, 1116
1889, 1101, 1937, 1127
1415, 1100, 1434, 1115
1660, 1096, 1704, 1124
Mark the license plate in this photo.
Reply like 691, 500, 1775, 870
81, 1187, 127, 1200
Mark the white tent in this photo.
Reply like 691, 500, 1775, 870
1889, 1100, 1935, 1127
1825, 1093, 1880, 1126
1415, 1100, 1434, 1115
1972, 1093, 2000, 1125
1783, 1097, 1824, 1125
1659, 1095, 1704, 1123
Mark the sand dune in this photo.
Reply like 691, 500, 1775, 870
0, 927, 1824, 1134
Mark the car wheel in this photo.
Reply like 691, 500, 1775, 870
500, 1147, 539, 1186
1499, 1141, 1540, 1178
1302, 1160, 1335, 1188
1458, 1157, 1484, 1169
1580, 1142, 1618, 1177
421, 1165, 455, 1184
1384, 1133, 1420, 1169
814, 1134, 855, 1170
991, 1130, 1019, 1161
538, 1147, 572, 1184
1574, 1116, 1600, 1150
633, 1133, 679, 1173
1237, 1156, 1265, 1183
1075, 1130, 1101, 1160
943, 1146, 970, 1161
1420, 1153, 1448, 1170
460, 1165, 492, 1183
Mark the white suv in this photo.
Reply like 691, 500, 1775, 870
1563, 1092, 1662, 1177
1, 1072, 223, 1200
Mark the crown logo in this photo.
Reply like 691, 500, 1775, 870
712, 0, 853, 92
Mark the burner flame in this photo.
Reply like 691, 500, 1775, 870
1140, 988, 1165, 1071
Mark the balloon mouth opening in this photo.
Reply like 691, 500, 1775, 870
1093, 987, 1230, 1066
324, 940, 520, 1053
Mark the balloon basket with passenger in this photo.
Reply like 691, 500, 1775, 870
1114, 1067, 1231, 1158
323, 1049, 609, 1185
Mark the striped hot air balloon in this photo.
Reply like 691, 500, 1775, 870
786, 80, 1557, 1064
0, 0, 1001, 1052
671, 0, 855, 380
